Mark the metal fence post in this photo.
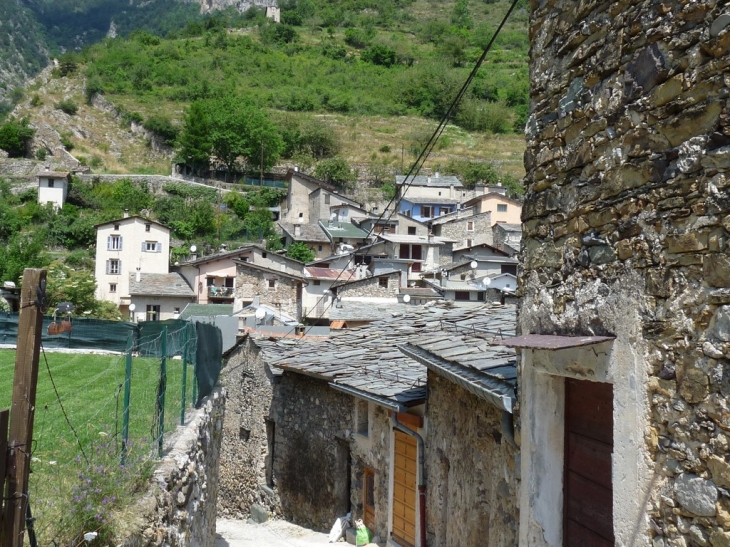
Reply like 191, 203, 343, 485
121, 333, 133, 466
191, 325, 198, 408
180, 324, 188, 426
157, 326, 167, 458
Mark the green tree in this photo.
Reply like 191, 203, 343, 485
0, 118, 34, 157
314, 157, 355, 188
286, 241, 314, 262
0, 232, 48, 284
176, 101, 212, 175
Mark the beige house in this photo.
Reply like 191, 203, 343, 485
463, 192, 522, 225
377, 233, 455, 282
127, 272, 195, 322
94, 215, 171, 314
37, 168, 70, 211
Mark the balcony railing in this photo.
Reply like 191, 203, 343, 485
208, 286, 234, 299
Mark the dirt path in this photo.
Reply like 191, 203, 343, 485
215, 518, 333, 547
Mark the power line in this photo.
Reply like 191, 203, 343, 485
277, 0, 522, 341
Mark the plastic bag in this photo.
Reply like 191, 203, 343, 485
355, 520, 372, 546
328, 512, 350, 543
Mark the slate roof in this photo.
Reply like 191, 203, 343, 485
128, 273, 195, 297
255, 301, 516, 410
401, 196, 461, 205
179, 303, 234, 320
95, 215, 170, 230
278, 222, 330, 243
396, 175, 463, 188
495, 223, 522, 232
304, 267, 356, 282
399, 304, 517, 412
329, 301, 414, 323
319, 221, 371, 240
38, 170, 70, 178
378, 234, 455, 245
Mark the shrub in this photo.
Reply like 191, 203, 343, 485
314, 156, 354, 188
286, 241, 315, 262
55, 99, 79, 116
361, 44, 397, 67
30, 94, 42, 107
60, 134, 74, 151
143, 115, 179, 146
35, 148, 48, 160
379, 144, 391, 153
0, 118, 34, 157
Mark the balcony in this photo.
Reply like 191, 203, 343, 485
208, 285, 234, 300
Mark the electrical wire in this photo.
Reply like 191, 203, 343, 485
272, 0, 522, 341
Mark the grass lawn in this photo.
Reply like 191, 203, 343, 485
0, 349, 196, 545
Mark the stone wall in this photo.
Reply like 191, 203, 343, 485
271, 372, 354, 530
336, 272, 400, 299
236, 266, 301, 320
433, 211, 493, 249
521, 1, 730, 544
218, 339, 280, 520
425, 372, 519, 547
122, 388, 225, 547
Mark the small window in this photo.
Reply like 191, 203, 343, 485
325, 194, 331, 205
497, 204, 508, 212
108, 235, 122, 251
262, 252, 268, 259
379, 277, 388, 288
145, 223, 151, 232
313, 280, 321, 286
146, 304, 160, 321
174, 307, 180, 314
455, 291, 470, 301
405, 210, 411, 217
299, 212, 303, 218
318, 245, 323, 251
422, 205, 433, 218
356, 399, 369, 436
225, 277, 234, 288
107, 259, 120, 275
408, 226, 416, 235
48, 179, 55, 188
268, 278, 276, 289
438, 191, 441, 196
207, 277, 215, 286
113, 223, 120, 231
144, 241, 160, 252
109, 283, 117, 293
467, 221, 474, 231
477, 291, 485, 301
466, 239, 473, 247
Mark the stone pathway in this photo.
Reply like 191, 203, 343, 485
215, 518, 332, 547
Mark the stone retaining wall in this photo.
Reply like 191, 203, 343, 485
122, 388, 226, 547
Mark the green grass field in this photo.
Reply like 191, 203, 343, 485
0, 349, 196, 545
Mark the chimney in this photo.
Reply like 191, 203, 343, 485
135, 267, 141, 283
220, 243, 228, 252
435, 172, 440, 178
294, 166, 299, 172
427, 176, 431, 185
294, 225, 301, 237
123, 209, 130, 218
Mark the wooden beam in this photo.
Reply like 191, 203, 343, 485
3, 269, 46, 547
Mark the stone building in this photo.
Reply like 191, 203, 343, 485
516, 1, 730, 546
234, 260, 304, 321
429, 209, 493, 249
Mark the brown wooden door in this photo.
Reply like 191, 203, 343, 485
392, 430, 417, 547
564, 379, 614, 547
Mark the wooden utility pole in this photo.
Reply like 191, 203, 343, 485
2, 269, 46, 547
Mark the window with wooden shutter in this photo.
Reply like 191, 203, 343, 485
108, 235, 122, 250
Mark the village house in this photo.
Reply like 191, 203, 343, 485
450, 244, 518, 276
218, 302, 520, 547
36, 167, 70, 211
233, 260, 304, 322
376, 233, 455, 282
127, 272, 195, 321
492, 223, 522, 255
463, 191, 522, 226
512, 1, 730, 545
176, 244, 302, 305
300, 266, 356, 323
396, 173, 469, 202
282, 169, 359, 224
93, 214, 172, 315
428, 208, 493, 250
319, 219, 372, 254
278, 222, 331, 259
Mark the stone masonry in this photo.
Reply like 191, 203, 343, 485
336, 271, 401, 299
121, 388, 225, 547
236, 264, 301, 320
425, 373, 519, 547
522, 1, 730, 544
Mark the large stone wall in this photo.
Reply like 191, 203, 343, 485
425, 373, 519, 547
271, 372, 354, 530
337, 272, 400, 299
218, 339, 279, 519
235, 267, 301, 320
122, 388, 226, 547
522, 1, 730, 544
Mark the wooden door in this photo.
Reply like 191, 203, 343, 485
392, 430, 417, 547
564, 379, 614, 546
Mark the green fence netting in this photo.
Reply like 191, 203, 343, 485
195, 321, 223, 405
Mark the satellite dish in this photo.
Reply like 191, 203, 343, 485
190, 245, 197, 253
470, 261, 478, 270
409, 281, 416, 287
255, 308, 266, 320
403, 294, 411, 303
483, 278, 491, 287
330, 212, 337, 221
129, 304, 136, 312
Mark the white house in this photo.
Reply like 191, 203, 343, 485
94, 214, 171, 316
37, 169, 70, 211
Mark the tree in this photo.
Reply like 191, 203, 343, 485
176, 101, 212, 175
314, 157, 355, 188
0, 118, 34, 157
361, 44, 397, 67
286, 241, 315, 262
0, 232, 48, 285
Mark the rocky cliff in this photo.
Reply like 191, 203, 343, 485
195, 0, 276, 14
